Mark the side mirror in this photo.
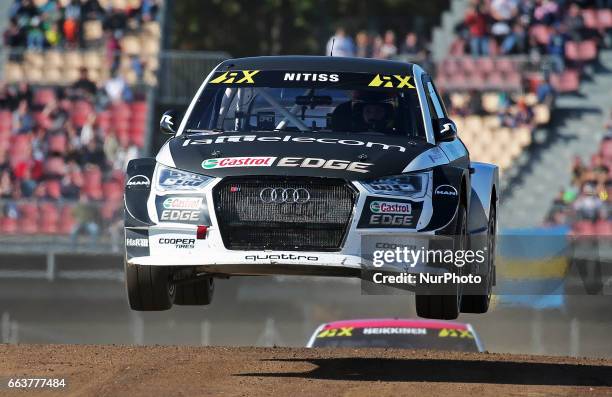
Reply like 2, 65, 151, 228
160, 110, 179, 135
434, 118, 457, 142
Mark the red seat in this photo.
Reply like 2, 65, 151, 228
565, 41, 580, 62
449, 39, 465, 56
48, 134, 67, 154
18, 203, 39, 234
0, 216, 18, 234
583, 9, 598, 30
34, 88, 57, 106
59, 204, 76, 234
601, 140, 612, 159
459, 57, 476, 74
550, 70, 580, 93
579, 40, 597, 62
598, 9, 612, 29
594, 220, 612, 236
71, 100, 94, 128
530, 25, 550, 45
572, 220, 595, 236
102, 181, 123, 201
39, 202, 60, 234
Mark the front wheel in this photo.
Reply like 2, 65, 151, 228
461, 203, 496, 314
415, 202, 466, 320
125, 261, 175, 311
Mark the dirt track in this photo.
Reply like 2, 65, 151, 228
1, 344, 611, 396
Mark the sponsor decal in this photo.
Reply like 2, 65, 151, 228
276, 157, 372, 173
316, 327, 354, 338
244, 254, 319, 261
160, 209, 200, 222
159, 237, 196, 249
434, 184, 458, 196
358, 198, 422, 229
126, 175, 150, 188
126, 237, 148, 247
183, 135, 406, 152
370, 214, 413, 226
202, 156, 276, 169
125, 228, 149, 258
363, 327, 427, 335
283, 72, 339, 82
370, 201, 411, 215
162, 197, 202, 210
209, 70, 259, 84
368, 74, 415, 89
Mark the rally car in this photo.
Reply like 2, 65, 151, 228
306, 318, 484, 352
124, 56, 498, 319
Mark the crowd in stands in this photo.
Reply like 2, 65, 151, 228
545, 110, 612, 234
0, 0, 158, 245
0, 80, 147, 243
326, 27, 435, 71
441, 0, 611, 94
3, 0, 161, 86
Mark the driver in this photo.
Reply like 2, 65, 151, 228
352, 91, 395, 132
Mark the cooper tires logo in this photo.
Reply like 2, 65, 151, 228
434, 185, 458, 196
259, 188, 311, 204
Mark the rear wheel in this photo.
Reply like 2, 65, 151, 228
125, 261, 175, 311
415, 202, 466, 320
174, 277, 215, 306
461, 203, 496, 313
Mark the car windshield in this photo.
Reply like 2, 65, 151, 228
310, 327, 480, 352
184, 70, 426, 138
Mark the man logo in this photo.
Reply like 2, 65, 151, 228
210, 70, 260, 84
126, 175, 150, 188
434, 184, 458, 196
368, 74, 415, 89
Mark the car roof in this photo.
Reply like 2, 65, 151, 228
321, 318, 470, 330
216, 56, 416, 75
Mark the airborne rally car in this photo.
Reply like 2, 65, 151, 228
124, 56, 498, 319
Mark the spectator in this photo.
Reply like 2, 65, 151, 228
3, 18, 24, 47
72, 67, 98, 98
104, 70, 129, 102
12, 99, 34, 134
326, 27, 355, 57
71, 193, 100, 247
0, 169, 14, 199
378, 30, 397, 59
465, 4, 490, 56
573, 183, 606, 222
547, 25, 567, 73
400, 32, 420, 58
355, 30, 372, 58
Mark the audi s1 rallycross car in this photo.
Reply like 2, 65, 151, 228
124, 56, 498, 319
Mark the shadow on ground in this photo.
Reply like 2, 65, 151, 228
239, 357, 612, 386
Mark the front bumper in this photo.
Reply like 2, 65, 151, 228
125, 176, 460, 277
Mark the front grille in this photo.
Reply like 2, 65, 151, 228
214, 177, 356, 251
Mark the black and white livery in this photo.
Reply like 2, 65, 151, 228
124, 56, 498, 319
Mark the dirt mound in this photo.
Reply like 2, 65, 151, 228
1, 344, 611, 396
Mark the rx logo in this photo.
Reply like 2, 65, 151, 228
368, 74, 415, 89
316, 327, 354, 338
210, 70, 260, 84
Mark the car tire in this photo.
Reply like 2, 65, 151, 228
415, 201, 466, 320
461, 203, 496, 314
125, 261, 175, 311
174, 277, 215, 306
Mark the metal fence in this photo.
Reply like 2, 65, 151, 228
157, 50, 229, 104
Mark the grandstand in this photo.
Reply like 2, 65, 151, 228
0, 0, 160, 249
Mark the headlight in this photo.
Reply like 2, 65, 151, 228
363, 172, 430, 199
156, 164, 212, 191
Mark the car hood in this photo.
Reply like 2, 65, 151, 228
160, 132, 440, 179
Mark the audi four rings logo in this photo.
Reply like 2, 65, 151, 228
259, 188, 311, 204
